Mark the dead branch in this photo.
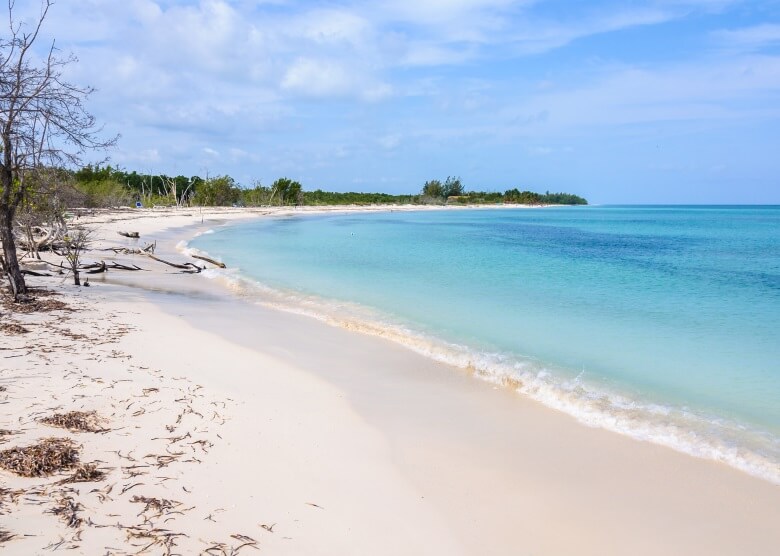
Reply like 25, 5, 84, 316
20, 269, 51, 277
191, 254, 226, 268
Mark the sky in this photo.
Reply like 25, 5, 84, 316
20, 0, 780, 203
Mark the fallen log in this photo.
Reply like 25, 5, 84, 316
190, 254, 226, 268
117, 231, 140, 239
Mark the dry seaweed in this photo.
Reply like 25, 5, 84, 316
125, 526, 185, 555
0, 430, 18, 445
203, 535, 260, 555
39, 410, 106, 433
59, 463, 107, 484
0, 438, 79, 477
47, 496, 83, 528
130, 495, 181, 518
0, 529, 14, 543
0, 323, 28, 334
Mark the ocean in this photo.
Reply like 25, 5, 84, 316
189, 205, 780, 483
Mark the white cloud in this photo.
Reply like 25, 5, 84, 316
293, 9, 372, 45
281, 58, 353, 96
507, 8, 674, 55
506, 54, 780, 132
378, 134, 402, 149
529, 146, 553, 156
713, 24, 780, 52
401, 43, 477, 66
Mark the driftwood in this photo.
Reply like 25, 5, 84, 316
190, 254, 226, 269
17, 227, 54, 252
117, 231, 140, 239
107, 262, 145, 271
79, 261, 146, 272
20, 269, 52, 277
84, 262, 107, 274
104, 243, 155, 256
146, 254, 202, 273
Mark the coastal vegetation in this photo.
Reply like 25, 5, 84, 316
69, 165, 587, 208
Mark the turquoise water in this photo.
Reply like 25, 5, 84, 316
190, 206, 780, 482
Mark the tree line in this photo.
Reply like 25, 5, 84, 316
419, 176, 587, 205
68, 166, 588, 208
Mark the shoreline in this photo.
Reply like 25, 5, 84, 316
2, 206, 779, 554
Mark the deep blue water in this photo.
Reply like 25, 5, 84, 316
191, 206, 780, 482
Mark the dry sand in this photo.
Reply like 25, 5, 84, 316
0, 206, 778, 555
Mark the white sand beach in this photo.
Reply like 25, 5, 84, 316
1, 206, 778, 555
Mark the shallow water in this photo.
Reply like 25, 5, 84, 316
190, 206, 780, 482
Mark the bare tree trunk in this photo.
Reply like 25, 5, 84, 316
0, 209, 26, 298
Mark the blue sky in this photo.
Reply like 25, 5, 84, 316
26, 0, 780, 203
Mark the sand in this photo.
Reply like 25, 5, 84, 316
0, 206, 778, 555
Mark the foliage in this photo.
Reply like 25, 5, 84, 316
35, 164, 589, 211
74, 165, 199, 207
422, 179, 444, 199
303, 190, 419, 205
421, 176, 587, 206
241, 182, 272, 206
504, 188, 587, 205
192, 175, 240, 206
442, 176, 464, 198
76, 179, 130, 208
269, 177, 303, 206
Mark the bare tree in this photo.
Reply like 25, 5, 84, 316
0, 0, 116, 299
62, 226, 92, 286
